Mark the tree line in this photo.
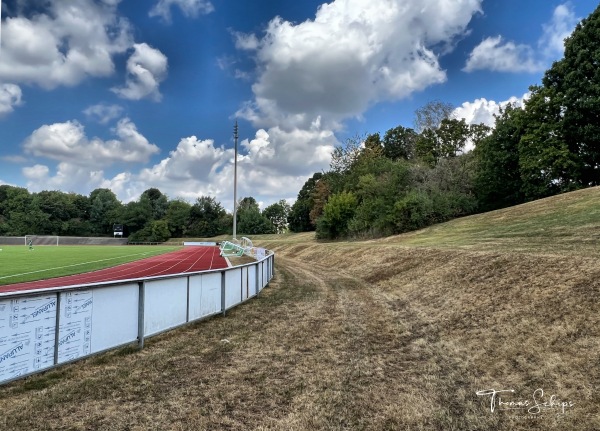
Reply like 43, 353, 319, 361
0, 185, 290, 242
2, 6, 599, 242
289, 5, 600, 239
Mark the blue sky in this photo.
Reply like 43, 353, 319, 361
0, 0, 598, 211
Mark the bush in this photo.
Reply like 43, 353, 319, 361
316, 191, 358, 240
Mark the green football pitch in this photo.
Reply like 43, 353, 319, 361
0, 245, 181, 286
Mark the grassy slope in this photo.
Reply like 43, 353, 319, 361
1, 188, 599, 430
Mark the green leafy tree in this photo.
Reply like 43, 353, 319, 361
382, 126, 417, 160
187, 196, 228, 237
545, 5, 600, 186
474, 104, 526, 210
89, 188, 122, 235
121, 199, 153, 235
518, 86, 580, 199
238, 209, 275, 235
165, 199, 191, 237
415, 119, 471, 167
308, 179, 330, 226
348, 161, 412, 237
414, 128, 438, 167
140, 188, 169, 220
263, 200, 291, 233
236, 196, 275, 235
288, 172, 323, 232
315, 191, 357, 239
392, 190, 434, 233
364, 133, 383, 152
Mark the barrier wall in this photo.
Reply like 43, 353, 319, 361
0, 236, 129, 246
0, 253, 274, 385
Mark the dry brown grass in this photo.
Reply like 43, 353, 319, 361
1, 190, 599, 430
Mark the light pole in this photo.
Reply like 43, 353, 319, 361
233, 121, 238, 240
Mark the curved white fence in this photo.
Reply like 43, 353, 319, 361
0, 252, 274, 385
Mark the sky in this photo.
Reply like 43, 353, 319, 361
0, 0, 598, 212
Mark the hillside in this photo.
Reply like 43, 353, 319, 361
1, 188, 599, 430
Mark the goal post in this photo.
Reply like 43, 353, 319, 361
25, 235, 59, 246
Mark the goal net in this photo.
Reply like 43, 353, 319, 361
25, 235, 59, 246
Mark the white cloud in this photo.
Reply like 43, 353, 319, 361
30, 124, 335, 206
0, 0, 132, 89
83, 103, 125, 124
23, 162, 112, 196
539, 4, 579, 59
238, 0, 483, 129
22, 164, 50, 181
464, 3, 580, 73
463, 36, 543, 73
111, 43, 168, 101
149, 0, 214, 22
22, 118, 160, 167
0, 84, 23, 116
453, 93, 529, 128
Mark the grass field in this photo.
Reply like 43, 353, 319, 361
0, 245, 181, 286
1, 187, 599, 430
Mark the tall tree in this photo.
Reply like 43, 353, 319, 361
89, 188, 122, 235
382, 126, 417, 160
165, 199, 191, 238
288, 172, 323, 232
518, 85, 579, 199
187, 196, 228, 237
263, 200, 291, 234
543, 5, 600, 186
474, 104, 526, 210
236, 196, 275, 235
140, 188, 169, 220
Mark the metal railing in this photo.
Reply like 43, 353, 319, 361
0, 252, 274, 385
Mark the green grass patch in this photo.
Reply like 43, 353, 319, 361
384, 186, 600, 253
0, 245, 181, 286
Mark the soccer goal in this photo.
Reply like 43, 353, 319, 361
25, 235, 59, 246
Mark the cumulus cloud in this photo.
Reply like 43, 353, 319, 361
463, 36, 543, 73
0, 0, 132, 89
0, 84, 23, 116
23, 162, 114, 196
237, 0, 483, 130
464, 3, 580, 73
149, 0, 214, 22
22, 164, 50, 181
22, 118, 160, 167
129, 130, 327, 208
111, 43, 168, 101
83, 103, 125, 124
539, 4, 579, 58
453, 93, 529, 127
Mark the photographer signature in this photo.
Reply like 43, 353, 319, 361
476, 388, 574, 414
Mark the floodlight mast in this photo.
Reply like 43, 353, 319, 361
233, 121, 238, 240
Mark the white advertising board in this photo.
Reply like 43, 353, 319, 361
0, 294, 57, 382
57, 290, 94, 363
247, 265, 257, 296
144, 278, 188, 336
88, 284, 139, 354
225, 268, 242, 309
188, 273, 222, 321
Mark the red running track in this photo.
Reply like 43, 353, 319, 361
0, 246, 228, 294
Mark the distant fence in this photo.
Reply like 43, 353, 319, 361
0, 252, 274, 385
0, 236, 129, 246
